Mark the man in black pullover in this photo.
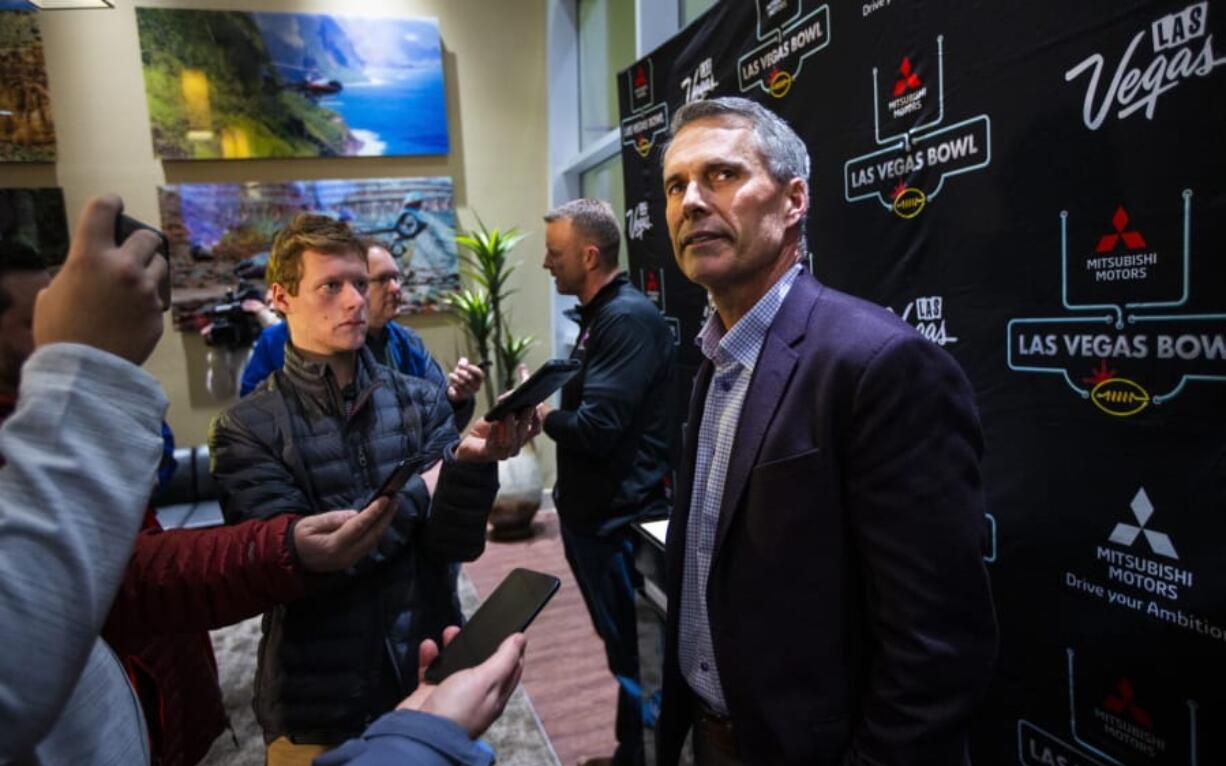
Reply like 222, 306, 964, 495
537, 199, 676, 766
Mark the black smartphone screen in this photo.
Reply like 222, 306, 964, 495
361, 458, 415, 508
483, 358, 581, 422
423, 567, 560, 684
115, 213, 170, 261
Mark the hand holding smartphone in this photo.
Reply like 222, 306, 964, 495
423, 567, 560, 684
114, 212, 171, 312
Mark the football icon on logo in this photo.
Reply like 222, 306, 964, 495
891, 187, 927, 219
1091, 377, 1151, 417
768, 68, 793, 98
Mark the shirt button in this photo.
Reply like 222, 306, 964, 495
700, 661, 709, 672
719, 380, 731, 392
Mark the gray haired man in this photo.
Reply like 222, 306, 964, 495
656, 97, 997, 765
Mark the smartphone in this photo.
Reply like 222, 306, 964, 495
115, 213, 172, 311
361, 458, 415, 508
423, 567, 561, 684
483, 358, 581, 422
115, 213, 170, 261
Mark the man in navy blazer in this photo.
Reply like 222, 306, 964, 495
655, 97, 998, 766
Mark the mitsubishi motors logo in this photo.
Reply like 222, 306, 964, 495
1089, 674, 1167, 759
893, 56, 922, 96
1103, 678, 1153, 730
883, 51, 930, 120
632, 65, 649, 99
1108, 487, 1178, 559
1096, 206, 1148, 253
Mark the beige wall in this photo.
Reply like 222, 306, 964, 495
10, 0, 555, 480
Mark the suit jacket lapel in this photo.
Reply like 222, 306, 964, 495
711, 274, 819, 559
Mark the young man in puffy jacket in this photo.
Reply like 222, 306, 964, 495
210, 213, 536, 764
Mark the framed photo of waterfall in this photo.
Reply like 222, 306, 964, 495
134, 9, 449, 160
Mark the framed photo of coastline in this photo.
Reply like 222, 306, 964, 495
156, 176, 458, 326
134, 8, 448, 160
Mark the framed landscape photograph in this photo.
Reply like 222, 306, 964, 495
0, 10, 56, 162
135, 9, 448, 160
157, 176, 458, 326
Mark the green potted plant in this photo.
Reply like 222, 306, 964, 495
447, 216, 542, 539
449, 219, 536, 409
445, 287, 494, 402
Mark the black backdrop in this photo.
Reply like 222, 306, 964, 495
616, 1, 1226, 763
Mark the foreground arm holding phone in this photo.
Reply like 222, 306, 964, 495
316, 568, 554, 764
316, 630, 527, 766
0, 195, 169, 762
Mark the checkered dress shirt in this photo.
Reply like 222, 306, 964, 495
679, 265, 800, 714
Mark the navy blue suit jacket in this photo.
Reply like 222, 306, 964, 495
658, 272, 997, 765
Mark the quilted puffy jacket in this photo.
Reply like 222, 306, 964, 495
209, 345, 497, 744
240, 322, 475, 429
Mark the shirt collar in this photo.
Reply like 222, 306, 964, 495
578, 272, 628, 322
695, 264, 801, 371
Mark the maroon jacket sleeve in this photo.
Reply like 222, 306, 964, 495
102, 511, 308, 650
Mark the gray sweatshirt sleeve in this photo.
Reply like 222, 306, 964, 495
0, 343, 168, 757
